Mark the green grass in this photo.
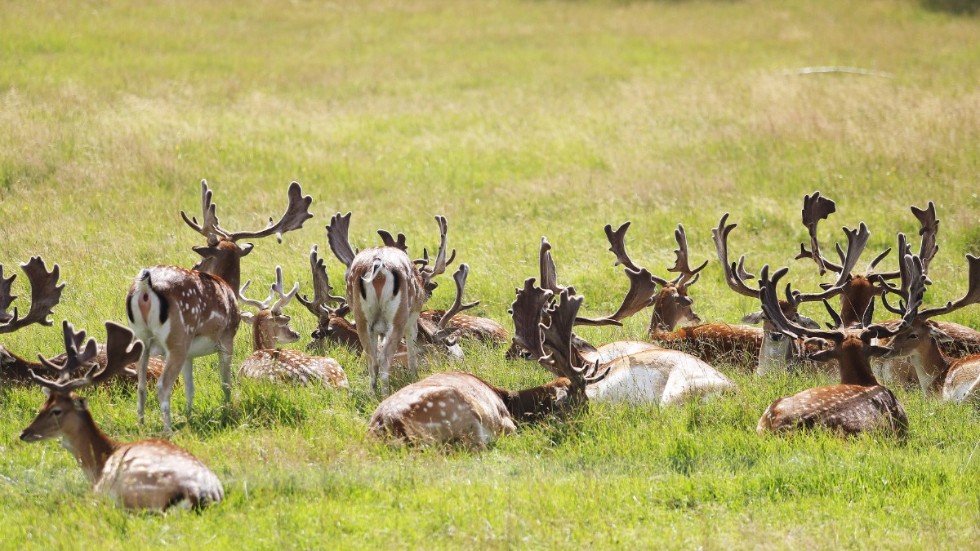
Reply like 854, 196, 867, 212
1, 0, 979, 548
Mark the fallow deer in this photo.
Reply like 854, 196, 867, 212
509, 241, 734, 404
594, 221, 765, 366
20, 320, 223, 510
328, 212, 454, 394
0, 257, 164, 384
368, 286, 607, 449
755, 263, 916, 436
875, 247, 980, 400
239, 266, 348, 387
127, 180, 313, 431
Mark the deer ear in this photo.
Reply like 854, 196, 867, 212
41, 387, 51, 398
809, 348, 837, 363
865, 344, 892, 358
72, 397, 87, 410
193, 245, 219, 258
742, 311, 764, 324
926, 323, 954, 344
796, 315, 820, 329
240, 311, 255, 325
240, 243, 254, 257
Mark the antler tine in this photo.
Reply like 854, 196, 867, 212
510, 278, 552, 360
603, 222, 642, 272
378, 230, 409, 252
539, 290, 607, 387
578, 268, 658, 325
327, 212, 357, 268
538, 237, 565, 294
758, 265, 844, 344
270, 266, 300, 315
873, 253, 928, 339
912, 201, 940, 274
832, 223, 871, 287
238, 279, 275, 312
180, 180, 228, 246
0, 264, 16, 322
32, 320, 99, 390
437, 264, 480, 329
916, 253, 980, 320
667, 224, 709, 286
712, 213, 761, 299
297, 245, 347, 320
419, 215, 457, 287
223, 182, 314, 243
798, 191, 842, 275
0, 257, 65, 335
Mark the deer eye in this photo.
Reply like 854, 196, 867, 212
51, 408, 63, 417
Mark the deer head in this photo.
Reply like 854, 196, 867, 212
239, 266, 301, 350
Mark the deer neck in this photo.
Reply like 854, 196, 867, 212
0, 347, 42, 381
251, 312, 277, 351
838, 338, 879, 387
495, 379, 577, 423
61, 411, 120, 485
909, 336, 952, 394
840, 277, 873, 327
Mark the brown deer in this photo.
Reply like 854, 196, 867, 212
368, 286, 607, 448
755, 263, 916, 436
20, 320, 223, 510
876, 247, 980, 400
328, 212, 454, 394
127, 180, 313, 431
0, 257, 164, 384
238, 266, 348, 387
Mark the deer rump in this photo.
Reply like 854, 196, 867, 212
585, 348, 736, 406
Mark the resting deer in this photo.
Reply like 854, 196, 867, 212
876, 246, 980, 400
369, 287, 607, 448
20, 320, 223, 510
755, 262, 917, 436
591, 221, 764, 365
0, 257, 165, 384
239, 266, 348, 387
127, 180, 313, 431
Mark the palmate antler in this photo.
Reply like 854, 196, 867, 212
712, 213, 760, 299
416, 215, 457, 292
29, 321, 144, 393
181, 180, 314, 246
297, 245, 348, 323
0, 257, 65, 335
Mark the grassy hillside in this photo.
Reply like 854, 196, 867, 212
1, 1, 978, 548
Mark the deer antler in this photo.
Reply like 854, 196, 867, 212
604, 222, 642, 273
180, 180, 228, 246
297, 245, 347, 322
327, 212, 357, 268
538, 237, 567, 294
712, 213, 760, 299
667, 224, 708, 287
223, 182, 314, 243
539, 290, 608, 388
579, 268, 658, 326
875, 202, 940, 280
913, 253, 980, 321
796, 191, 840, 275
510, 278, 553, 360
238, 279, 275, 311
758, 266, 846, 344
0, 257, 65, 335
377, 230, 409, 252
270, 266, 299, 315
417, 216, 457, 291
437, 264, 479, 329
31, 321, 144, 393
793, 223, 871, 303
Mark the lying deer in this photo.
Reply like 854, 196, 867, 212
127, 180, 313, 431
368, 286, 607, 448
20, 320, 223, 510
755, 263, 916, 436
876, 247, 980, 400
0, 257, 165, 384
239, 266, 348, 387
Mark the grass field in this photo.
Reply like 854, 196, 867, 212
1, 0, 979, 548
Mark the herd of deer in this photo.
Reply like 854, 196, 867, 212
2, 184, 979, 511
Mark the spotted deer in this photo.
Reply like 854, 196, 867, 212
20, 320, 223, 510
127, 180, 313, 431
327, 212, 462, 394
368, 287, 608, 448
876, 246, 980, 400
755, 263, 917, 436
239, 266, 348, 387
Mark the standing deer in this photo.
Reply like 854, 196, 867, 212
326, 212, 454, 394
755, 263, 917, 436
20, 320, 223, 510
876, 248, 980, 400
127, 180, 313, 431
369, 287, 608, 448
239, 266, 348, 387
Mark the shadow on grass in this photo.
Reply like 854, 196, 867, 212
921, 0, 978, 14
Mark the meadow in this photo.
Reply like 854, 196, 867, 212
1, 0, 978, 548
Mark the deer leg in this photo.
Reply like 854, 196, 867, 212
137, 347, 150, 424
405, 312, 420, 379
157, 348, 187, 433
218, 340, 234, 403
378, 328, 403, 395
359, 327, 379, 393
181, 357, 194, 419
